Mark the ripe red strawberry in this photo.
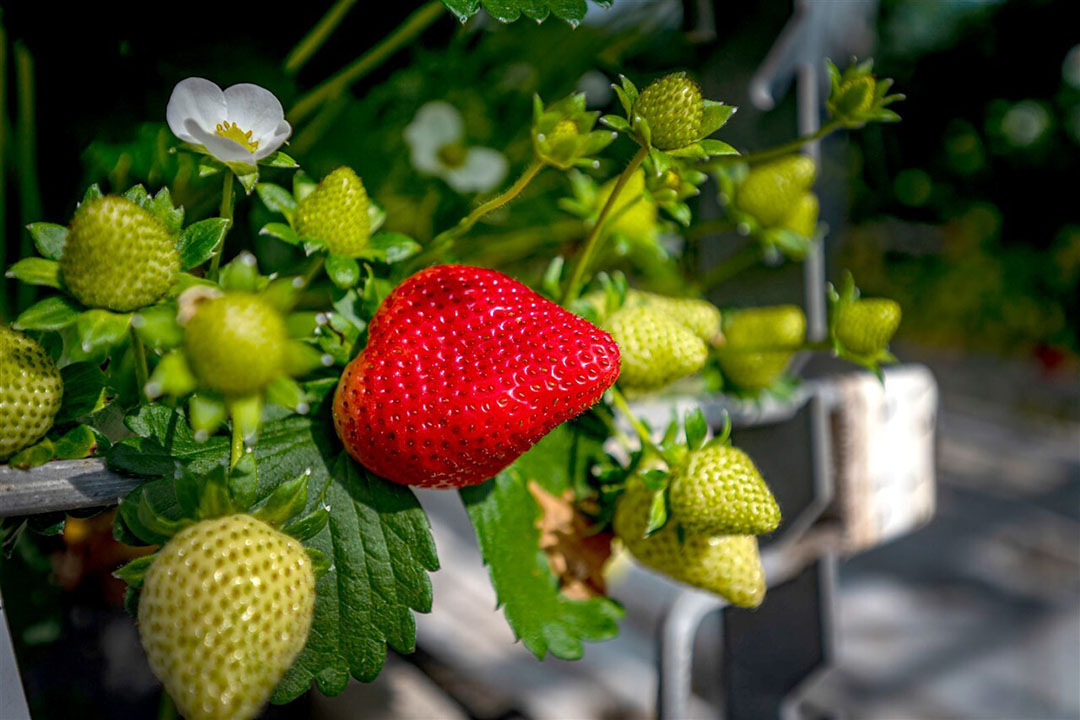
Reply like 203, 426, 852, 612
333, 265, 621, 489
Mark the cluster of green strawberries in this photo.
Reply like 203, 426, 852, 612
0, 68, 903, 720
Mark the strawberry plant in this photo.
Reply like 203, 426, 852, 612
0, 5, 908, 716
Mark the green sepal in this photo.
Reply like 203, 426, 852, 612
368, 199, 387, 234
6, 257, 61, 288
138, 489, 192, 538
259, 150, 299, 169
644, 488, 669, 537
700, 101, 737, 137
684, 407, 708, 450
326, 254, 361, 289
194, 463, 236, 520
228, 394, 264, 445
253, 470, 311, 528
293, 171, 317, 202
639, 468, 669, 491
260, 222, 301, 246
540, 256, 565, 300
600, 114, 631, 133
228, 451, 259, 511
356, 232, 421, 264
14, 296, 80, 330
82, 184, 104, 203
218, 252, 262, 292
73, 309, 131, 361
145, 350, 198, 399
189, 393, 228, 439
282, 507, 330, 542
256, 183, 297, 223
266, 376, 309, 414
132, 304, 183, 351
304, 546, 331, 581
149, 187, 185, 234
235, 167, 259, 194
283, 341, 329, 376
113, 554, 155, 589
25, 222, 68, 260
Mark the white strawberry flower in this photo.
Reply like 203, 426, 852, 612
166, 78, 291, 168
404, 101, 508, 193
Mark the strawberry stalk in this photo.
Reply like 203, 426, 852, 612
130, 325, 150, 402
207, 169, 235, 281
409, 160, 545, 269
562, 145, 649, 304
703, 120, 840, 169
288, 1, 445, 124
610, 385, 662, 457
284, 0, 360, 75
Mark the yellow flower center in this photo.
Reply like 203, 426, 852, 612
215, 121, 260, 153
437, 142, 468, 169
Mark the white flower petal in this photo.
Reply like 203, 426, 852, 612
251, 121, 292, 161
445, 147, 508, 193
185, 121, 260, 166
167, 78, 227, 143
404, 101, 466, 176
223, 83, 286, 138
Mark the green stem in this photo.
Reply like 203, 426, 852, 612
230, 419, 244, 469
610, 386, 661, 455
561, 146, 648, 305
706, 121, 841, 169
288, 1, 444, 124
459, 160, 544, 235
408, 160, 546, 270
14, 41, 40, 313
208, 170, 235, 280
685, 217, 736, 241
696, 242, 761, 292
130, 325, 149, 401
0, 22, 8, 322
157, 691, 178, 720
298, 255, 326, 289
284, 0, 359, 75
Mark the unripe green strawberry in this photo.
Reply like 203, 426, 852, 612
607, 306, 707, 391
614, 479, 765, 607
597, 170, 657, 241
183, 293, 288, 396
735, 156, 817, 228
779, 192, 819, 238
717, 305, 806, 390
627, 290, 721, 342
138, 514, 315, 720
716, 351, 796, 391
1, 327, 62, 461
295, 166, 371, 258
669, 444, 780, 536
634, 72, 704, 150
723, 305, 806, 349
835, 298, 901, 355
60, 196, 179, 311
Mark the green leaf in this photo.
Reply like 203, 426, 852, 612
52, 425, 98, 460
461, 467, 623, 660
107, 405, 230, 479
13, 296, 79, 331
55, 362, 108, 424
442, 0, 594, 24
26, 222, 68, 260
273, 455, 439, 700
177, 218, 229, 270
6, 257, 61, 288
325, 254, 361, 289
8, 439, 55, 469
